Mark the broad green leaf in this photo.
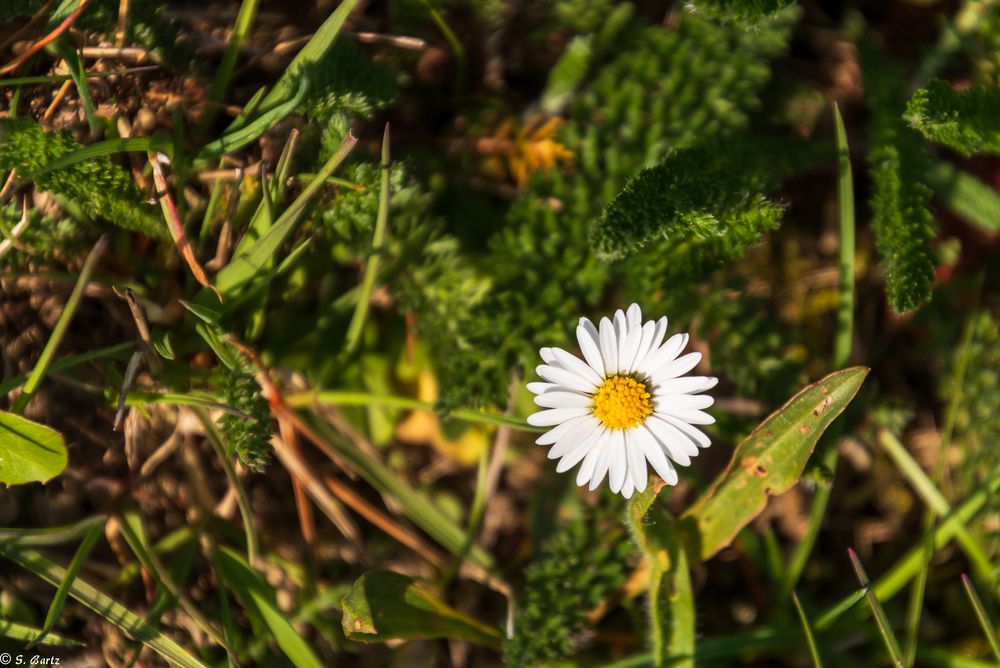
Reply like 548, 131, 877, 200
213, 546, 323, 668
0, 545, 208, 668
341, 570, 503, 648
679, 367, 868, 562
628, 487, 694, 668
0, 412, 68, 486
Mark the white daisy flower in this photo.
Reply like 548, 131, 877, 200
526, 303, 717, 499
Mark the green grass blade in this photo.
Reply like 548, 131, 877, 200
213, 546, 323, 668
52, 40, 98, 133
344, 124, 391, 356
116, 509, 233, 655
0, 66, 159, 88
200, 0, 260, 134
878, 430, 995, 589
285, 389, 540, 432
0, 545, 209, 668
628, 485, 694, 668
901, 298, 983, 664
961, 574, 1000, 663
848, 548, 905, 667
213, 132, 357, 298
782, 104, 857, 601
27, 521, 103, 648
194, 407, 259, 566
817, 465, 1000, 629
194, 75, 307, 165
12, 234, 108, 414
0, 620, 81, 647
0, 342, 134, 396
791, 591, 824, 668
0, 516, 106, 547
833, 102, 855, 368
33, 137, 168, 175
260, 0, 361, 109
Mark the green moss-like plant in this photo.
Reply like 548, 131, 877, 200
905, 79, 1000, 156
0, 119, 164, 239
858, 33, 937, 313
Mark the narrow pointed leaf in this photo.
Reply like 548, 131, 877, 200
0, 546, 208, 668
213, 546, 323, 668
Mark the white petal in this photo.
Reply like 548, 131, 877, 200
576, 444, 603, 486
527, 381, 560, 395
539, 347, 557, 365
626, 430, 648, 492
551, 347, 604, 386
555, 425, 606, 472
577, 321, 606, 377
636, 425, 678, 485
588, 439, 615, 490
535, 391, 594, 409
653, 394, 715, 411
626, 303, 642, 329
620, 320, 644, 375
536, 414, 592, 445
614, 310, 628, 374
654, 352, 702, 380
628, 321, 657, 374
621, 470, 635, 498
527, 407, 590, 427
656, 415, 700, 455
654, 376, 718, 395
609, 431, 627, 493
660, 407, 715, 425
662, 415, 712, 448
642, 333, 688, 372
646, 415, 694, 466
536, 365, 598, 393
599, 317, 618, 375
548, 417, 602, 459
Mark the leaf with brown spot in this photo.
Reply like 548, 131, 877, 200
678, 367, 868, 563
341, 570, 502, 648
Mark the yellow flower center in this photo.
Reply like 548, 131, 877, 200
592, 375, 653, 430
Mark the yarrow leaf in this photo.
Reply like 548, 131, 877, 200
904, 79, 1000, 156
0, 119, 163, 239
857, 26, 938, 313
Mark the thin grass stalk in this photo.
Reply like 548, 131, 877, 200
12, 234, 108, 414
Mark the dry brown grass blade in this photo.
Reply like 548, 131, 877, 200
276, 414, 317, 547
0, 0, 89, 76
0, 0, 54, 54
148, 153, 222, 301
270, 434, 365, 553
321, 472, 445, 568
